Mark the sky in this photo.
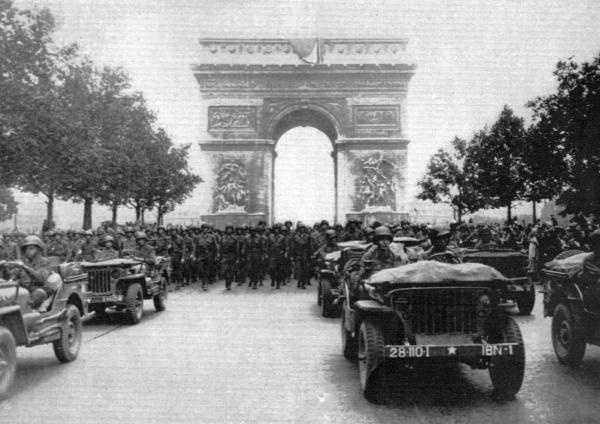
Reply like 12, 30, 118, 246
9, 0, 600, 227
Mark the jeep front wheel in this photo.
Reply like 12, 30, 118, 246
0, 327, 16, 400
358, 319, 386, 403
124, 283, 144, 324
517, 279, 536, 315
53, 305, 82, 363
341, 306, 358, 360
488, 316, 525, 398
153, 278, 168, 312
321, 279, 338, 318
552, 303, 586, 367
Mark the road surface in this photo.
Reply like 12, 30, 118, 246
2, 282, 600, 423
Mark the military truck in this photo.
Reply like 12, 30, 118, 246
340, 260, 525, 402
82, 252, 169, 324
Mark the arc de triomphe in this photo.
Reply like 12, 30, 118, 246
192, 38, 416, 226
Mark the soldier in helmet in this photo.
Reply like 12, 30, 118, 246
9, 236, 53, 309
182, 227, 195, 286
313, 229, 340, 267
220, 223, 239, 291
135, 231, 156, 265
267, 224, 288, 289
46, 231, 69, 263
425, 226, 461, 263
196, 224, 218, 291
122, 227, 137, 251
360, 226, 404, 277
290, 222, 313, 289
168, 227, 186, 288
80, 230, 96, 261
242, 226, 266, 289
92, 234, 119, 261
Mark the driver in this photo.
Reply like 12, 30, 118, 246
135, 231, 156, 265
425, 226, 461, 263
10, 236, 53, 309
313, 229, 339, 263
360, 226, 404, 277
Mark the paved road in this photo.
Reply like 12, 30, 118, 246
2, 282, 600, 423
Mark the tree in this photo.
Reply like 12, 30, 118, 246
417, 137, 486, 222
467, 106, 528, 222
0, 186, 18, 222
527, 53, 600, 216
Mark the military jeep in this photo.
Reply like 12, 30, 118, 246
82, 251, 169, 324
461, 249, 535, 315
541, 250, 600, 366
340, 261, 525, 402
317, 241, 369, 318
0, 261, 87, 399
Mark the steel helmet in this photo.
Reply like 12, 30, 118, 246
84, 230, 93, 237
325, 229, 336, 239
373, 226, 393, 241
103, 235, 115, 244
135, 231, 148, 241
430, 226, 450, 240
21, 235, 45, 251
225, 222, 234, 230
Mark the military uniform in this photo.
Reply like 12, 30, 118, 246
290, 230, 313, 289
46, 238, 70, 263
195, 232, 218, 290
219, 232, 239, 290
243, 232, 265, 289
169, 233, 186, 286
182, 232, 195, 285
267, 232, 288, 289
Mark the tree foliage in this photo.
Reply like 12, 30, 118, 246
527, 53, 600, 216
0, 186, 17, 222
417, 137, 486, 222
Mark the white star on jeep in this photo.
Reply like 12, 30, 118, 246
448, 346, 457, 355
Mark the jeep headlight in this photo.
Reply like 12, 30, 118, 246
111, 269, 122, 279
477, 293, 493, 317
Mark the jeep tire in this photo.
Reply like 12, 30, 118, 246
317, 281, 322, 306
552, 303, 586, 367
153, 278, 168, 312
517, 279, 536, 315
358, 319, 386, 403
53, 305, 82, 363
0, 327, 16, 400
341, 306, 358, 360
488, 315, 525, 398
321, 279, 339, 318
124, 283, 144, 324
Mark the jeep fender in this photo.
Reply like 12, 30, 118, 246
0, 306, 27, 345
545, 282, 583, 317
117, 275, 147, 296
319, 269, 336, 279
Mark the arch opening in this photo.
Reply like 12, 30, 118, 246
273, 127, 334, 224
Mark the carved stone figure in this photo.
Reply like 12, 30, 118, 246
214, 159, 248, 212
356, 153, 396, 209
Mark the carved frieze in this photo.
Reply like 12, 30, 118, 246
351, 152, 397, 210
208, 106, 257, 132
325, 41, 406, 55
214, 158, 249, 212
353, 105, 400, 130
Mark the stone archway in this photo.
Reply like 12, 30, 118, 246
192, 38, 416, 226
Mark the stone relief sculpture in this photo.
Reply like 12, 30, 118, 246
355, 153, 396, 209
214, 159, 248, 212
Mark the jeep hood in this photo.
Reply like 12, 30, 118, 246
81, 258, 141, 268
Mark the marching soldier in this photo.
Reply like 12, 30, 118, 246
80, 230, 96, 261
182, 227, 195, 285
168, 227, 186, 288
195, 224, 218, 291
122, 227, 137, 251
267, 224, 288, 289
243, 226, 266, 290
219, 223, 239, 290
290, 222, 313, 289
46, 231, 70, 263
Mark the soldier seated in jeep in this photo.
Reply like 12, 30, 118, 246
8, 236, 54, 309
134, 231, 156, 265
360, 226, 406, 277
93, 235, 119, 261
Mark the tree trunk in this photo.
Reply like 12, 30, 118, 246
46, 188, 54, 227
457, 207, 463, 224
532, 201, 537, 224
83, 197, 93, 230
111, 203, 118, 224
506, 202, 512, 224
157, 209, 163, 227
135, 205, 141, 222
141, 208, 145, 225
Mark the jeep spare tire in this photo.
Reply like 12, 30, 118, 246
125, 283, 144, 324
0, 327, 16, 400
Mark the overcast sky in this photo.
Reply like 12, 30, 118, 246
15, 0, 600, 222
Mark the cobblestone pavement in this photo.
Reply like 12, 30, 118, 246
2, 282, 600, 423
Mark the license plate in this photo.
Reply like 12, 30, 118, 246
88, 295, 122, 303
385, 343, 519, 358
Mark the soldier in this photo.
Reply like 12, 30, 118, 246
360, 226, 403, 277
154, 226, 169, 256
80, 230, 96, 261
243, 226, 266, 290
182, 227, 195, 286
394, 220, 415, 238
135, 231, 156, 265
290, 222, 313, 289
280, 224, 293, 285
235, 225, 249, 285
313, 229, 339, 264
168, 227, 186, 288
425, 226, 461, 263
267, 224, 288, 289
10, 235, 53, 310
93, 235, 119, 260
220, 223, 239, 290
46, 231, 70, 263
122, 227, 137, 251
195, 224, 218, 291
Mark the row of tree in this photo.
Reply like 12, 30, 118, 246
0, 2, 201, 229
418, 52, 600, 223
